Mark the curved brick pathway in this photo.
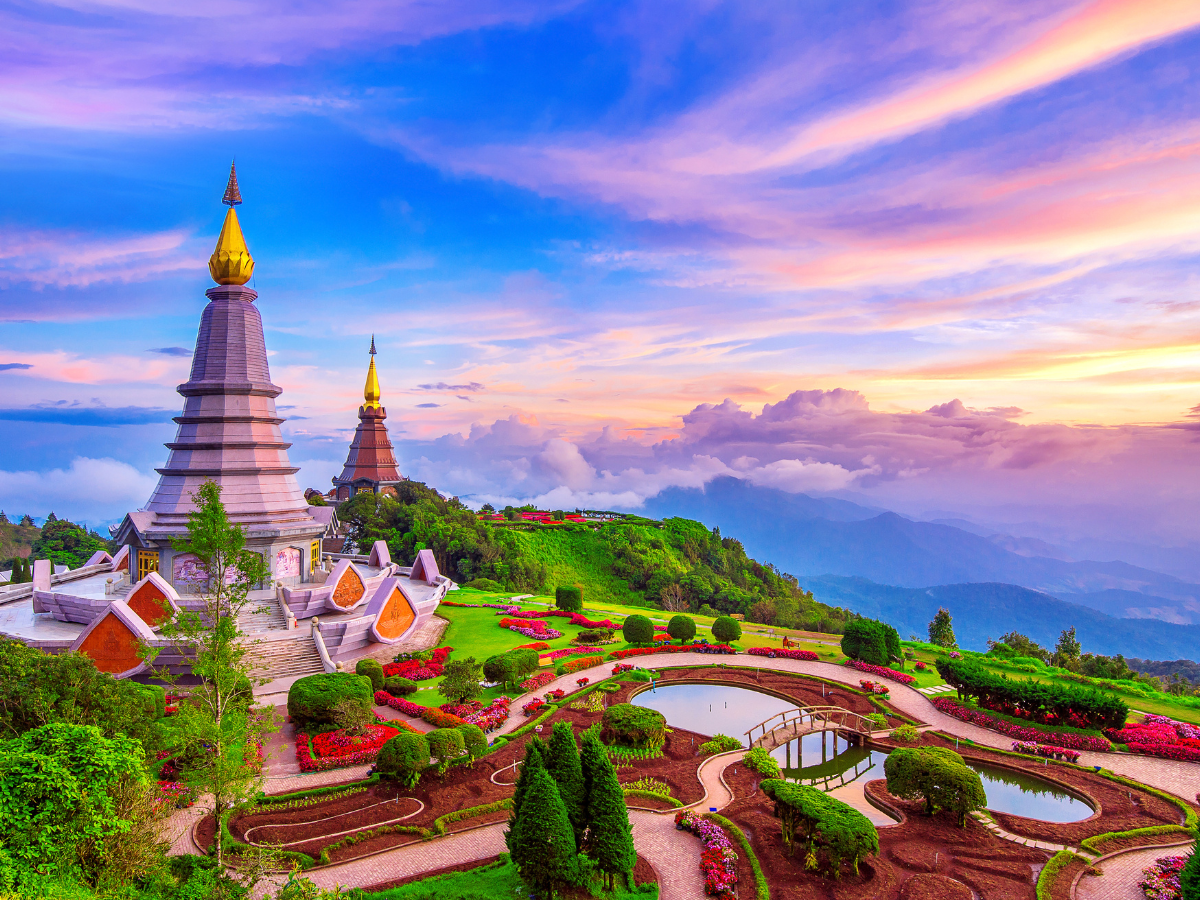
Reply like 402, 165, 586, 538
241, 651, 1200, 899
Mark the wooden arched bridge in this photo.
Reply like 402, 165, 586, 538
744, 706, 883, 751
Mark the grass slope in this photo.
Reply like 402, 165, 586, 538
359, 858, 655, 900
513, 528, 646, 606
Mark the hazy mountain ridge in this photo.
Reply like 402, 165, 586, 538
640, 477, 1200, 624
798, 576, 1200, 661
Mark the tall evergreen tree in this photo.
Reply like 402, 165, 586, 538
928, 607, 957, 648
506, 737, 546, 849
580, 729, 636, 888
507, 765, 580, 899
545, 722, 586, 844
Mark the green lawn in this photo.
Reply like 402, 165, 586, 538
358, 857, 656, 900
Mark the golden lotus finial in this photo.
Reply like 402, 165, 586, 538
208, 161, 255, 285
364, 336, 381, 409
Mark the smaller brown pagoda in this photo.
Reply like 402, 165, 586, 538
332, 336, 403, 501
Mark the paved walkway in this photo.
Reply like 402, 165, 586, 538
1075, 845, 1179, 900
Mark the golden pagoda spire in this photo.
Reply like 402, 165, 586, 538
363, 335, 382, 409
208, 161, 255, 285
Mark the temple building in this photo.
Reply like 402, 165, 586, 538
112, 164, 327, 588
330, 337, 403, 501
0, 166, 451, 682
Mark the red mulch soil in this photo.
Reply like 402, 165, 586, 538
723, 775, 1048, 900
872, 732, 1183, 842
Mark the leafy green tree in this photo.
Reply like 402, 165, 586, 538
666, 614, 696, 644
426, 727, 465, 773
29, 519, 109, 570
990, 631, 1050, 663
927, 607, 957, 648
622, 614, 654, 644
0, 723, 158, 891
0, 639, 160, 744
377, 732, 429, 788
711, 616, 742, 643
143, 480, 274, 869
556, 585, 583, 611
507, 764, 580, 898
841, 619, 887, 664
579, 728, 635, 888
457, 723, 487, 760
507, 738, 546, 842
439, 657, 483, 704
1179, 835, 1200, 899
1052, 627, 1082, 669
884, 746, 985, 826
545, 722, 586, 844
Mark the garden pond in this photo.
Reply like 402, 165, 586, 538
633, 682, 1092, 824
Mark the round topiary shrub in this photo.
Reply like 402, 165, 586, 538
288, 673, 374, 727
355, 657, 384, 692
601, 703, 667, 749
555, 585, 583, 612
711, 616, 741, 643
622, 614, 654, 645
666, 615, 696, 644
384, 676, 418, 696
377, 731, 430, 787
457, 722, 487, 759
427, 727, 466, 772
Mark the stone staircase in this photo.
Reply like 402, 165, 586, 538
241, 636, 326, 680
236, 597, 289, 633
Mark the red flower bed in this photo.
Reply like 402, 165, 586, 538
522, 699, 547, 717
464, 697, 511, 731
931, 697, 1111, 751
564, 655, 603, 673
844, 659, 916, 685
1105, 724, 1177, 745
383, 647, 452, 681
859, 680, 890, 696
440, 699, 483, 719
296, 722, 410, 772
576, 678, 590, 687
1126, 742, 1200, 762
421, 707, 466, 728
747, 647, 818, 662
519, 672, 556, 692
608, 643, 735, 660
516, 641, 551, 650
612, 663, 635, 675
374, 690, 427, 718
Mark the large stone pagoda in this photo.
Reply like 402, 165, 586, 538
331, 336, 403, 501
114, 164, 326, 587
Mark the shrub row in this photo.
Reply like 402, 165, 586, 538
608, 643, 735, 660
564, 655, 603, 674
936, 656, 1127, 730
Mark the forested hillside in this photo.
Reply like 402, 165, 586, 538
336, 482, 854, 630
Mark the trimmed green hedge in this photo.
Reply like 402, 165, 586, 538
1080, 825, 1193, 854
841, 618, 900, 667
287, 672, 374, 727
1036, 850, 1083, 900
555, 586, 582, 611
936, 657, 1127, 730
623, 789, 683, 808
601, 703, 667, 749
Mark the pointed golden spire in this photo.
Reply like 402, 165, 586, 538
208, 162, 255, 285
363, 336, 382, 409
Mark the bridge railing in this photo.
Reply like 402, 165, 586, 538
744, 705, 875, 747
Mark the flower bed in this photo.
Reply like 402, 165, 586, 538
383, 646, 452, 681
931, 697, 1111, 751
516, 641, 551, 650
565, 655, 603, 674
1105, 715, 1200, 761
844, 659, 916, 685
519, 672, 556, 692
522, 699, 547, 717
747, 646, 818, 661
1011, 741, 1080, 763
858, 680, 890, 696
296, 723, 405, 772
464, 697, 511, 732
440, 699, 483, 718
609, 643, 735, 660
155, 781, 195, 809
576, 678, 590, 687
421, 707, 466, 728
375, 690, 425, 716
500, 618, 565, 640
612, 663, 635, 675
1139, 853, 1185, 900
539, 647, 605, 661
675, 810, 738, 899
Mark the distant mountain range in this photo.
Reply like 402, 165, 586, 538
795, 577, 1200, 660
640, 477, 1200, 647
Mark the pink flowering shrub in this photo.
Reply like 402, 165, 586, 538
155, 781, 195, 809
519, 672, 556, 692
1139, 853, 1186, 900
932, 697, 1112, 751
675, 810, 738, 899
747, 647, 819, 662
858, 680, 890, 696
844, 659, 916, 685
1105, 723, 1178, 745
464, 697, 511, 732
1127, 742, 1200, 763
1011, 741, 1080, 763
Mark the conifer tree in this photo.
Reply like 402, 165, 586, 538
506, 737, 546, 848
928, 607, 957, 648
508, 765, 579, 899
580, 728, 636, 888
546, 722, 586, 844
